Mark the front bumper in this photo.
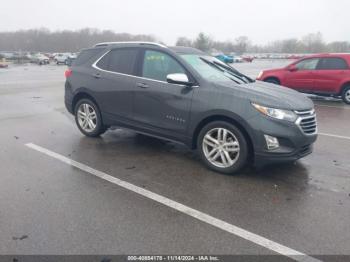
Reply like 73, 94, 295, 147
254, 143, 315, 167
246, 114, 317, 167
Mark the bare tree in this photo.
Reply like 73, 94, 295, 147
193, 33, 213, 52
235, 36, 250, 54
176, 37, 192, 47
0, 28, 158, 52
213, 41, 235, 54
1, 29, 350, 54
281, 38, 301, 53
327, 41, 350, 52
301, 32, 325, 53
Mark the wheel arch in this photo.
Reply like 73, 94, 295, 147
72, 90, 100, 114
339, 81, 350, 95
263, 76, 281, 84
191, 114, 255, 159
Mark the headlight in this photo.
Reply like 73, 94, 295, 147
257, 71, 263, 79
252, 103, 297, 122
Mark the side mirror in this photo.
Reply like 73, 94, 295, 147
166, 73, 193, 86
288, 65, 298, 72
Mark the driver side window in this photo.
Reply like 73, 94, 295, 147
295, 58, 319, 70
142, 50, 186, 82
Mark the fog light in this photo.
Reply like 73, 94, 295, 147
264, 135, 279, 150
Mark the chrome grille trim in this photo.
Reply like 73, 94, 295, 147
295, 109, 317, 135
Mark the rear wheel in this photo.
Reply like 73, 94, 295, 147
74, 98, 106, 137
264, 78, 280, 85
197, 121, 248, 174
341, 85, 350, 104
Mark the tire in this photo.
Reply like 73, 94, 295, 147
197, 121, 249, 174
74, 98, 107, 137
264, 78, 280, 85
341, 85, 350, 104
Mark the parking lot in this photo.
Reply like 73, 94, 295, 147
0, 61, 349, 261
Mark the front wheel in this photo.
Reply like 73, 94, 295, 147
197, 121, 248, 174
74, 99, 106, 137
341, 86, 350, 104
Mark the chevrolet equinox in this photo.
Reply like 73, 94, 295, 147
64, 42, 317, 174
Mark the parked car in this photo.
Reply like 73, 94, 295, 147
65, 53, 77, 66
30, 53, 50, 65
55, 53, 69, 64
242, 56, 254, 62
233, 56, 244, 63
64, 42, 317, 174
215, 54, 234, 63
287, 54, 305, 60
0, 61, 8, 68
257, 53, 350, 104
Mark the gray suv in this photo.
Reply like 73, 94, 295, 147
65, 42, 317, 174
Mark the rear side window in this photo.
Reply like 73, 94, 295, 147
295, 58, 319, 70
74, 48, 104, 66
96, 48, 138, 75
317, 58, 348, 70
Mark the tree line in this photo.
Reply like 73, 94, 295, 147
0, 28, 349, 54
0, 28, 157, 52
178, 32, 350, 54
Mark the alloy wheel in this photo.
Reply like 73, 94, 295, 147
77, 103, 97, 132
346, 90, 350, 103
202, 128, 240, 168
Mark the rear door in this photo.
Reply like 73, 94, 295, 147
133, 49, 194, 136
313, 57, 349, 93
92, 48, 139, 122
284, 58, 319, 91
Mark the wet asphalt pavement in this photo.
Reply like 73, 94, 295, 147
0, 61, 349, 260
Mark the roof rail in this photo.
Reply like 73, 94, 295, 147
94, 41, 167, 48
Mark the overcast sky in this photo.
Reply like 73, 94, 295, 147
2, 0, 349, 45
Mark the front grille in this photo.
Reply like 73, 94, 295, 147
295, 109, 317, 135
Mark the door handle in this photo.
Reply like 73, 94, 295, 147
136, 82, 149, 88
93, 73, 101, 79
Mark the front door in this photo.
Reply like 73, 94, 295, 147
133, 49, 194, 136
284, 58, 319, 91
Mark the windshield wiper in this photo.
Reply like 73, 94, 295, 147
200, 57, 245, 84
212, 61, 254, 83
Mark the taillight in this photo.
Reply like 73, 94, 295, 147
65, 69, 72, 78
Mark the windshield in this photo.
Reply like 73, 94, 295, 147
181, 54, 253, 84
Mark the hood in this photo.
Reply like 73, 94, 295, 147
216, 80, 314, 111
263, 67, 285, 74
